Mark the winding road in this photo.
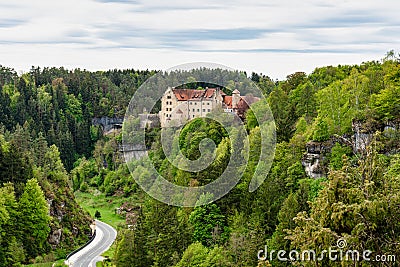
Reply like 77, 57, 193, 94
65, 220, 117, 267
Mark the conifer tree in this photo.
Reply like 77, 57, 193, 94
17, 178, 51, 258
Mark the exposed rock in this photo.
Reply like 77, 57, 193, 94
51, 201, 67, 222
117, 202, 135, 213
119, 144, 147, 161
39, 173, 92, 253
116, 202, 141, 226
48, 197, 67, 222
139, 113, 160, 129
302, 119, 400, 178
352, 120, 374, 153
92, 117, 124, 133
352, 119, 400, 153
302, 141, 331, 179
48, 229, 62, 247
126, 212, 139, 226
302, 153, 324, 179
302, 137, 351, 179
72, 226, 79, 236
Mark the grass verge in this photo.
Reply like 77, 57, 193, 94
74, 189, 141, 262
74, 190, 127, 229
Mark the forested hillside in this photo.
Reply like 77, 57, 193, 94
110, 57, 400, 266
0, 66, 155, 170
0, 66, 154, 266
0, 129, 92, 266
0, 53, 399, 266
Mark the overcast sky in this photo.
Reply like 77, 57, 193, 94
0, 0, 399, 79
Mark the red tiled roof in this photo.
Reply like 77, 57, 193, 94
204, 88, 216, 98
172, 89, 193, 101
223, 95, 260, 110
223, 96, 232, 108
170, 88, 258, 113
172, 88, 217, 101
237, 98, 249, 110
236, 96, 260, 111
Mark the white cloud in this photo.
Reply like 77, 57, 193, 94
0, 0, 399, 79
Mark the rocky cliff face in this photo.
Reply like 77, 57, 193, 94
40, 178, 92, 251
302, 120, 400, 179
352, 120, 374, 153
301, 139, 346, 179
302, 141, 329, 179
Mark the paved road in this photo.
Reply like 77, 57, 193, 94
66, 220, 117, 267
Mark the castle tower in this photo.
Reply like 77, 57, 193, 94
232, 89, 240, 109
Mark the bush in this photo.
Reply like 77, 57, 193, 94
313, 119, 330, 142
79, 182, 88, 192
328, 143, 352, 170
95, 210, 102, 219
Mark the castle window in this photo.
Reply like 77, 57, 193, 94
203, 109, 205, 112
167, 95, 171, 99
207, 102, 210, 105
197, 109, 200, 112
208, 109, 211, 112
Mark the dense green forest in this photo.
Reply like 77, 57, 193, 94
0, 66, 155, 171
102, 56, 400, 267
0, 53, 400, 266
0, 66, 154, 266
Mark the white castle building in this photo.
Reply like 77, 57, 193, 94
159, 87, 259, 127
